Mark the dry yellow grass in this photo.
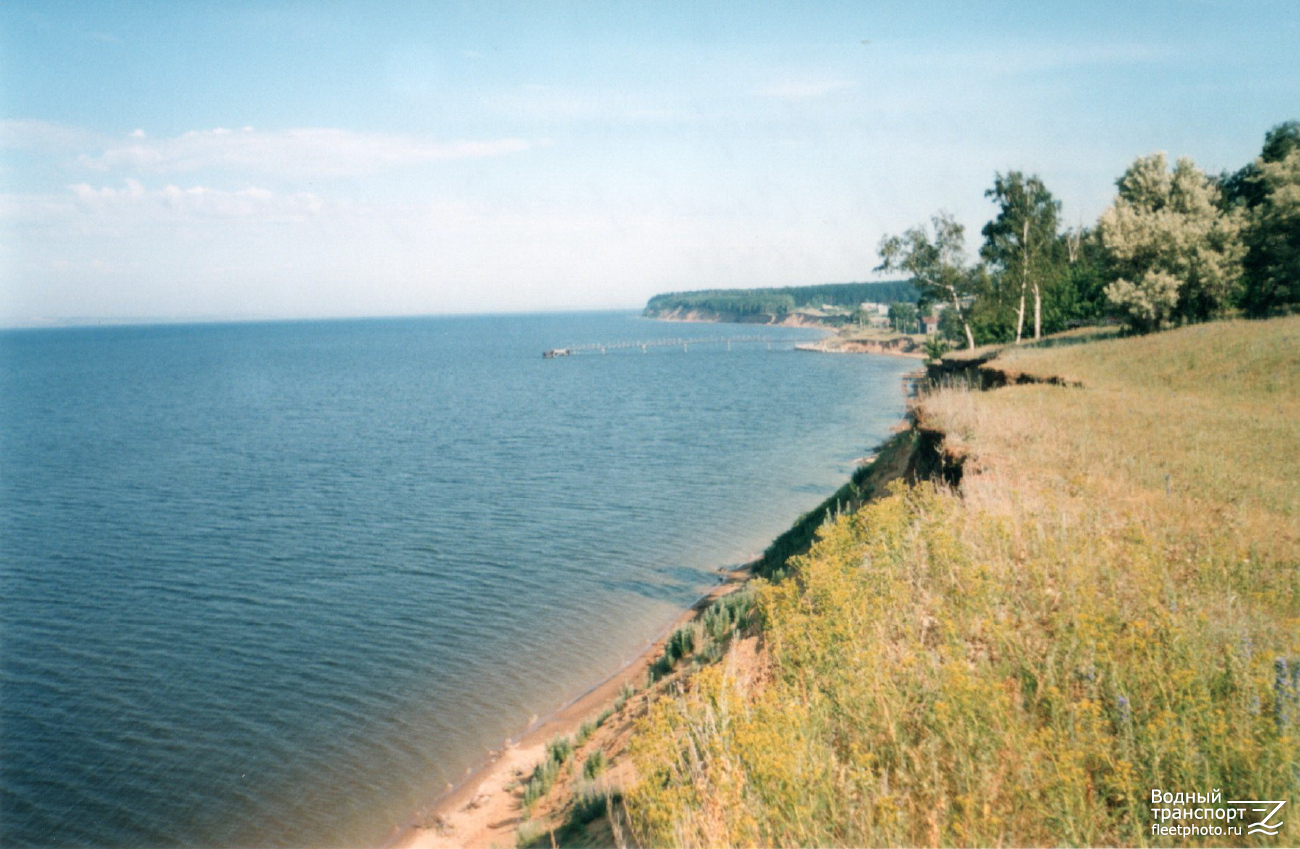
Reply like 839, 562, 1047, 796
622, 317, 1300, 847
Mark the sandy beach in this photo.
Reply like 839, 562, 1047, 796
386, 565, 754, 849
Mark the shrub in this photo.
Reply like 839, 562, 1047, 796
582, 749, 607, 780
560, 783, 624, 837
545, 736, 573, 766
520, 735, 575, 813
515, 818, 547, 847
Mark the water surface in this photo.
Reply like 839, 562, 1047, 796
0, 312, 915, 847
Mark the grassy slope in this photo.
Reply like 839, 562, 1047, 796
619, 317, 1300, 847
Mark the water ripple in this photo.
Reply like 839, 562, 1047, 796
1, 313, 912, 847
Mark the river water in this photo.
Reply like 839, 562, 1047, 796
0, 312, 914, 847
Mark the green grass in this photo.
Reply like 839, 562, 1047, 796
520, 735, 575, 813
515, 818, 548, 848
649, 589, 758, 683
569, 783, 619, 828
623, 317, 1300, 847
613, 682, 636, 713
582, 750, 607, 780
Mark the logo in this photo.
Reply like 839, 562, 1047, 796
1230, 799, 1287, 836
1150, 789, 1287, 838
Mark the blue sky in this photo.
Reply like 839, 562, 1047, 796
2, 1, 1297, 324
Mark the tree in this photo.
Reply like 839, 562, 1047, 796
980, 172, 1061, 342
937, 305, 967, 344
1057, 225, 1110, 323
1240, 146, 1300, 315
1260, 120, 1300, 162
1099, 153, 1245, 333
1224, 121, 1300, 316
877, 212, 976, 349
1220, 120, 1299, 209
965, 264, 1016, 343
887, 301, 918, 333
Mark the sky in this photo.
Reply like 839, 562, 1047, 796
1, 1, 1297, 325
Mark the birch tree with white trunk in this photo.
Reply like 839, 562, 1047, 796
876, 212, 976, 350
979, 172, 1061, 343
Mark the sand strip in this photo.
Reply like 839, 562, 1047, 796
385, 564, 753, 849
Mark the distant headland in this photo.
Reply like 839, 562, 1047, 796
643, 281, 932, 356
642, 280, 917, 325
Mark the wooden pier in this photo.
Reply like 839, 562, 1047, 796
542, 334, 808, 357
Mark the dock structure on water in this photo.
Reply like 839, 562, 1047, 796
542, 334, 808, 358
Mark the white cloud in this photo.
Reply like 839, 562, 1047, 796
72, 126, 531, 177
69, 178, 144, 201
5, 121, 532, 178
64, 179, 324, 220
3, 179, 897, 323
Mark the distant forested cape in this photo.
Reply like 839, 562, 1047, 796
643, 281, 918, 319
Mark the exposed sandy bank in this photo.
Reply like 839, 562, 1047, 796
645, 310, 924, 358
795, 339, 924, 358
387, 566, 753, 849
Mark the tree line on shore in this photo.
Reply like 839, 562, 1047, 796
643, 280, 918, 319
881, 120, 1299, 348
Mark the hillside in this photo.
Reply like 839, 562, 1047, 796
520, 317, 1300, 848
